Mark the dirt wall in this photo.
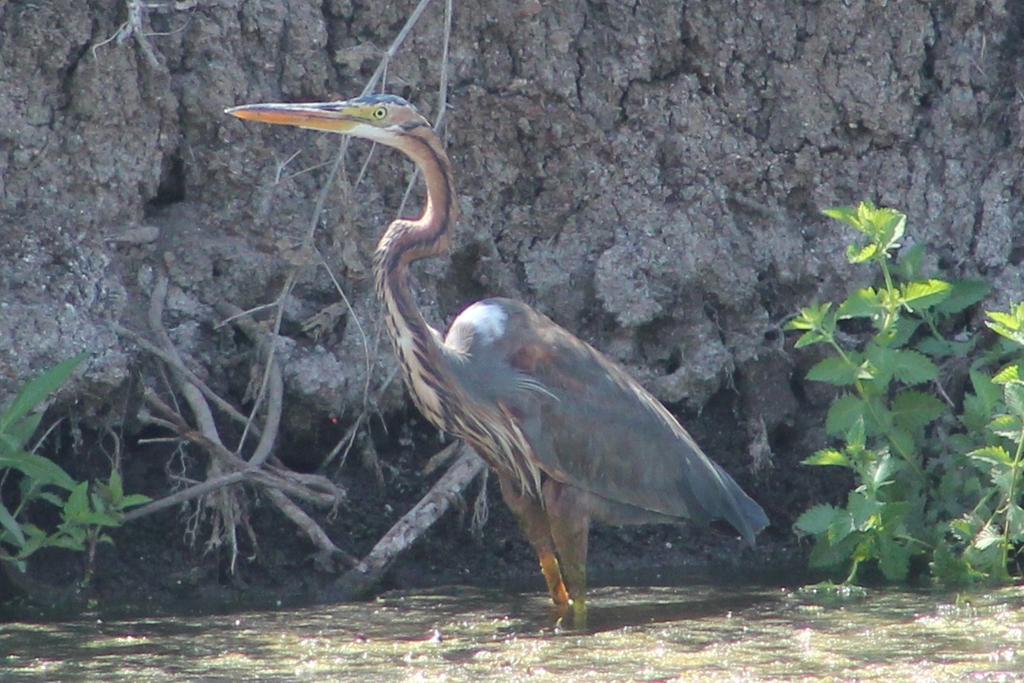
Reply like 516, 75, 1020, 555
1, 0, 1023, 596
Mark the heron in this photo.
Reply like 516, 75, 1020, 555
226, 94, 769, 626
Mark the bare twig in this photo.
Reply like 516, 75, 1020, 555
124, 470, 247, 522
262, 487, 357, 567
212, 302, 284, 468
148, 273, 223, 446
130, 278, 347, 565
142, 375, 341, 507
91, 0, 197, 67
114, 322, 258, 435
317, 250, 372, 411
144, 277, 242, 569
136, 388, 342, 507
320, 366, 400, 471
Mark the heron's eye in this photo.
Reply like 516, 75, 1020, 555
372, 107, 387, 120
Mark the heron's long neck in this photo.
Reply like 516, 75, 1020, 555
373, 130, 459, 428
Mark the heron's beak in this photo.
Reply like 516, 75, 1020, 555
225, 100, 367, 133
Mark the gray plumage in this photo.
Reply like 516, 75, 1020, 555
444, 298, 769, 546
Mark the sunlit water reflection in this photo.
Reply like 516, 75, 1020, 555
4, 582, 1024, 681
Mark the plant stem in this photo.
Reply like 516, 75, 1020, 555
1000, 427, 1024, 575
828, 339, 853, 365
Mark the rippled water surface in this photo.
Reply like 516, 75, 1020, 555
4, 582, 1024, 681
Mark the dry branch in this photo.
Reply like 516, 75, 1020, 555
113, 322, 258, 434
115, 273, 346, 567
333, 445, 485, 599
263, 487, 357, 567
211, 302, 283, 468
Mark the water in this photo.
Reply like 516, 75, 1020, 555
3, 581, 1024, 681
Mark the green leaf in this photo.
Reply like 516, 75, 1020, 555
90, 489, 109, 515
950, 515, 982, 544
0, 353, 88, 434
38, 492, 64, 508
890, 350, 938, 386
865, 343, 894, 388
795, 504, 839, 536
867, 346, 939, 387
876, 209, 906, 248
967, 445, 1013, 467
807, 355, 867, 386
916, 336, 974, 359
0, 452, 77, 491
973, 524, 1004, 551
846, 242, 879, 264
808, 532, 861, 571
900, 280, 952, 311
971, 370, 1001, 412
988, 414, 1023, 440
828, 509, 856, 544
962, 394, 989, 432
848, 492, 882, 531
987, 309, 1023, 329
117, 494, 151, 510
989, 464, 1017, 496
1, 413, 43, 455
822, 205, 863, 229
0, 502, 25, 548
887, 426, 916, 462
0, 433, 18, 457
64, 482, 90, 520
934, 279, 990, 315
1005, 383, 1024, 418
891, 390, 945, 430
108, 470, 125, 501
876, 317, 921, 348
46, 533, 86, 552
986, 304, 1024, 346
846, 416, 866, 451
13, 525, 47, 560
1007, 504, 1024, 543
870, 455, 902, 490
72, 511, 121, 527
793, 331, 830, 349
867, 403, 895, 439
877, 535, 912, 582
787, 304, 837, 348
803, 449, 850, 467
838, 288, 883, 319
992, 363, 1022, 385
878, 500, 913, 527
826, 395, 866, 437
786, 303, 831, 331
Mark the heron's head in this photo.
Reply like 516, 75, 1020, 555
225, 94, 430, 145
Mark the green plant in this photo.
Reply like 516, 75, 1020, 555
936, 304, 1024, 584
787, 202, 1024, 585
0, 354, 149, 573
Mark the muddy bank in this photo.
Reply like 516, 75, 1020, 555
1, 1, 1021, 612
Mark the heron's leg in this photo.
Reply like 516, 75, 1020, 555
498, 475, 570, 606
542, 480, 591, 628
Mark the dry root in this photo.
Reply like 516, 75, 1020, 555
118, 272, 353, 571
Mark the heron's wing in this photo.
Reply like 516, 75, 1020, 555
453, 299, 768, 545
